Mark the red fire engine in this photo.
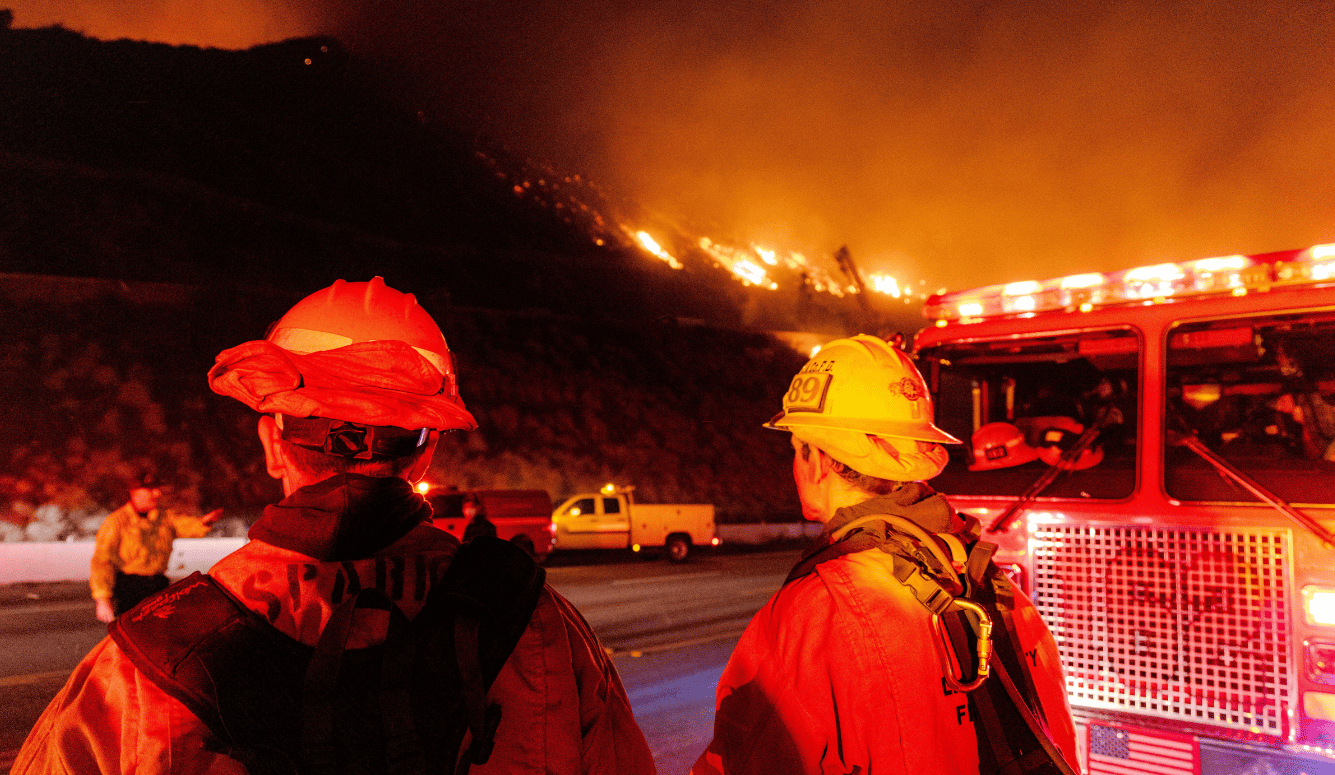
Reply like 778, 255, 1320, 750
913, 244, 1335, 774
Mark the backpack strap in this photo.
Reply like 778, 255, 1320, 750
957, 542, 1079, 775
786, 518, 1079, 775
109, 573, 261, 737
425, 536, 545, 773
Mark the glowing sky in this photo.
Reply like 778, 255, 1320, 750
12, 0, 1335, 293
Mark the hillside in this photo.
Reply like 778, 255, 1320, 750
0, 277, 809, 539
0, 21, 916, 538
0, 21, 905, 334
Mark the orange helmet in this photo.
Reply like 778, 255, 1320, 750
208, 277, 477, 440
267, 277, 457, 384
1033, 416, 1103, 470
968, 422, 1039, 471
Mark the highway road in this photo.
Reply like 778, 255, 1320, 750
0, 548, 800, 774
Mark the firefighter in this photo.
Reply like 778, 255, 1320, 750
14, 277, 655, 775
693, 335, 1079, 775
462, 492, 498, 540
90, 470, 221, 623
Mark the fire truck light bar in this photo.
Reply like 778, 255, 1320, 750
924, 243, 1335, 323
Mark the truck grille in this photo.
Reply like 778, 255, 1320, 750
1031, 525, 1292, 737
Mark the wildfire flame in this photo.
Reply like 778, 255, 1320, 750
476, 149, 930, 303
636, 231, 683, 269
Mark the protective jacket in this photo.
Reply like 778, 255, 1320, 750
17, 474, 656, 775
692, 483, 1078, 775
90, 502, 214, 601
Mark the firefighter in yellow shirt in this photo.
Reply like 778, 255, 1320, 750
91, 471, 221, 622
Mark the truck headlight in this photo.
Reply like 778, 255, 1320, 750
1304, 586, 1335, 626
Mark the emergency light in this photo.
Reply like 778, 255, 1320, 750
924, 243, 1335, 324
1305, 586, 1335, 627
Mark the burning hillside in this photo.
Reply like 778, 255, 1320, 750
0, 22, 926, 338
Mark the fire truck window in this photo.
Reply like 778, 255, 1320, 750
1165, 314, 1335, 505
920, 329, 1138, 500
602, 497, 621, 514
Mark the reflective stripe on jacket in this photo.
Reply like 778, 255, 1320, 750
693, 547, 1079, 775
17, 523, 656, 775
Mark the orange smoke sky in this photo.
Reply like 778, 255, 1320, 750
12, 0, 1335, 293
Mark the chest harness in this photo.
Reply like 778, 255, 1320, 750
786, 512, 1079, 775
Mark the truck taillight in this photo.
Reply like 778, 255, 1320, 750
1304, 586, 1335, 626
548, 522, 556, 534
711, 537, 720, 546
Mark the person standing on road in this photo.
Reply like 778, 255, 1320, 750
693, 335, 1079, 775
15, 277, 655, 775
462, 492, 497, 541
90, 471, 221, 623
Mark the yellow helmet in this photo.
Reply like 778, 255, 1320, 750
766, 334, 961, 445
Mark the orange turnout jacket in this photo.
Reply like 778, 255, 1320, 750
693, 487, 1078, 775
16, 475, 655, 775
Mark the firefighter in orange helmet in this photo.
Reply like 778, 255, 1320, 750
693, 335, 1079, 775
15, 278, 655, 775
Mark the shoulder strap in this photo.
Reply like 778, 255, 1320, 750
110, 573, 296, 737
786, 521, 1078, 775
422, 535, 545, 773
956, 544, 1079, 775
112, 573, 311, 773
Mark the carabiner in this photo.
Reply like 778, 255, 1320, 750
932, 598, 993, 693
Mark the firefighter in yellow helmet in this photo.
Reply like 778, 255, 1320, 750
15, 278, 655, 775
693, 335, 1079, 775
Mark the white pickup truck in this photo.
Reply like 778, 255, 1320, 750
551, 485, 718, 562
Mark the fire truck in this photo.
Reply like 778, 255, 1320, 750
913, 244, 1335, 774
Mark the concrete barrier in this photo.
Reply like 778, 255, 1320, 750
0, 537, 248, 584
718, 522, 821, 544
0, 523, 820, 584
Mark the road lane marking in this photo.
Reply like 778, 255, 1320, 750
611, 571, 721, 586
0, 669, 70, 688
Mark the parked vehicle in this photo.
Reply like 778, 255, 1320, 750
913, 243, 1335, 774
424, 487, 554, 562
551, 484, 718, 562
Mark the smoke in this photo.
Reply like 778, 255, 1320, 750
11, 0, 1335, 291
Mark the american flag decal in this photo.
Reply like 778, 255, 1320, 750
1088, 723, 1199, 775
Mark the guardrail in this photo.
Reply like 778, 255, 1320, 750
0, 538, 248, 584
0, 524, 822, 584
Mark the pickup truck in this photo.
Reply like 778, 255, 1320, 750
550, 485, 718, 562
424, 487, 555, 562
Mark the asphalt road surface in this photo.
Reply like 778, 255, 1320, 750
0, 548, 799, 774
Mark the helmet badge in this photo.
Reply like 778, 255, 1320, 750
888, 377, 925, 419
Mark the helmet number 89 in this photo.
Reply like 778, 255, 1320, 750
785, 373, 832, 412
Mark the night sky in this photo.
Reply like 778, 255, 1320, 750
12, 0, 1335, 294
